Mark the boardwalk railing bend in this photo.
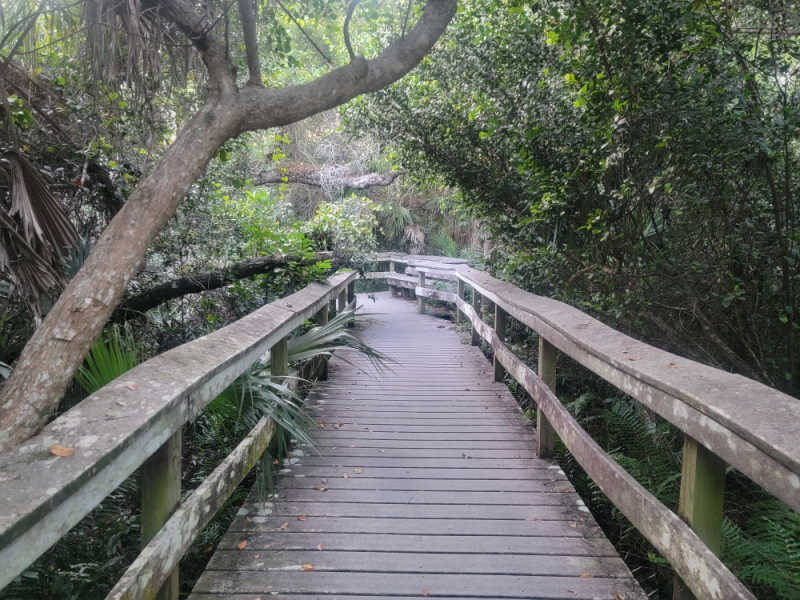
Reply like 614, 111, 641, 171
0, 270, 357, 599
368, 252, 800, 600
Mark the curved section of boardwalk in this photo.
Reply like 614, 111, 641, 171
190, 292, 646, 600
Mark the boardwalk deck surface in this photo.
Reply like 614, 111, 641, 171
190, 292, 646, 600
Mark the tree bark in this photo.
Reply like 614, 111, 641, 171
0, 0, 457, 451
253, 162, 401, 189
115, 252, 334, 319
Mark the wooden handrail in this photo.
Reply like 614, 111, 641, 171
370, 253, 800, 600
0, 270, 357, 595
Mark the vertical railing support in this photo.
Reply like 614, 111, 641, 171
329, 297, 337, 319
337, 288, 347, 314
672, 436, 726, 600
271, 336, 289, 378
140, 431, 181, 600
417, 271, 426, 314
471, 290, 482, 346
456, 279, 465, 324
314, 303, 329, 380
494, 304, 507, 382
347, 281, 355, 306
389, 260, 396, 297
537, 337, 557, 458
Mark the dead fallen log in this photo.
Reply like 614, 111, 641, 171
115, 252, 335, 319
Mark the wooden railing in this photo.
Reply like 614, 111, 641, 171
0, 270, 357, 599
369, 252, 800, 600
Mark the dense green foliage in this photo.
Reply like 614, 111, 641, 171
347, 0, 800, 394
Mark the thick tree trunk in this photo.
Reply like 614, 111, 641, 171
0, 104, 238, 449
0, 0, 457, 451
115, 252, 334, 319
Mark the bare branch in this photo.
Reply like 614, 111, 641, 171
115, 252, 334, 319
343, 0, 360, 62
236, 0, 261, 85
274, 0, 333, 65
253, 161, 401, 189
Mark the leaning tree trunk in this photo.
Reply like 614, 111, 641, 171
0, 104, 238, 450
0, 0, 457, 452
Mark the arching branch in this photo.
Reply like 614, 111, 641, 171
253, 162, 402, 189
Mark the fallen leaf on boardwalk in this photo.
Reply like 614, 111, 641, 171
353, 467, 363, 473
255, 554, 260, 558
422, 589, 430, 596
322, 479, 328, 484
343, 473, 349, 478
298, 514, 307, 521
273, 459, 279, 465
318, 422, 326, 429
569, 522, 577, 528
49, 444, 74, 457
580, 572, 590, 578
126, 383, 138, 391
615, 594, 626, 600
315, 484, 328, 492
279, 522, 289, 530
246, 516, 253, 522
316, 543, 324, 551
237, 540, 247, 550
301, 564, 314, 571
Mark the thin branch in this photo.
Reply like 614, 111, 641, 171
274, 0, 332, 65
343, 0, 360, 61
236, 0, 261, 84
401, 0, 412, 37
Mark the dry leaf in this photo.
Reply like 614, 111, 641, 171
49, 444, 74, 457
279, 522, 289, 530
126, 382, 138, 391
315, 484, 328, 492
615, 594, 626, 600
301, 564, 314, 571
316, 543, 324, 551
298, 514, 307, 521
343, 473, 349, 479
580, 572, 590, 578
237, 540, 247, 550
569, 522, 577, 528
246, 516, 253, 522
422, 589, 430, 597
353, 467, 363, 473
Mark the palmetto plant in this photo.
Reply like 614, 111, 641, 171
74, 325, 141, 394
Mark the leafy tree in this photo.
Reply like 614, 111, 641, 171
346, 0, 800, 393
0, 0, 457, 451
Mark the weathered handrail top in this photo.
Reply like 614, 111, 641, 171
373, 254, 799, 511
0, 270, 356, 589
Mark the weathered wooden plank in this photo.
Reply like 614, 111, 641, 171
278, 476, 562, 491
105, 417, 275, 600
275, 488, 576, 505
206, 549, 631, 577
225, 515, 601, 537
284, 457, 546, 468
289, 448, 537, 459
278, 466, 555, 479
214, 531, 617, 555
192, 571, 646, 599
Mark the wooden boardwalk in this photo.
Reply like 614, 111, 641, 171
190, 292, 646, 600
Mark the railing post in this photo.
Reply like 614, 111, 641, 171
314, 303, 329, 379
537, 337, 557, 458
271, 336, 289, 378
493, 304, 507, 382
471, 290, 482, 346
672, 436, 726, 600
140, 432, 181, 600
456, 279, 465, 324
337, 288, 347, 313
389, 260, 396, 297
417, 271, 426, 314
347, 281, 355, 306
